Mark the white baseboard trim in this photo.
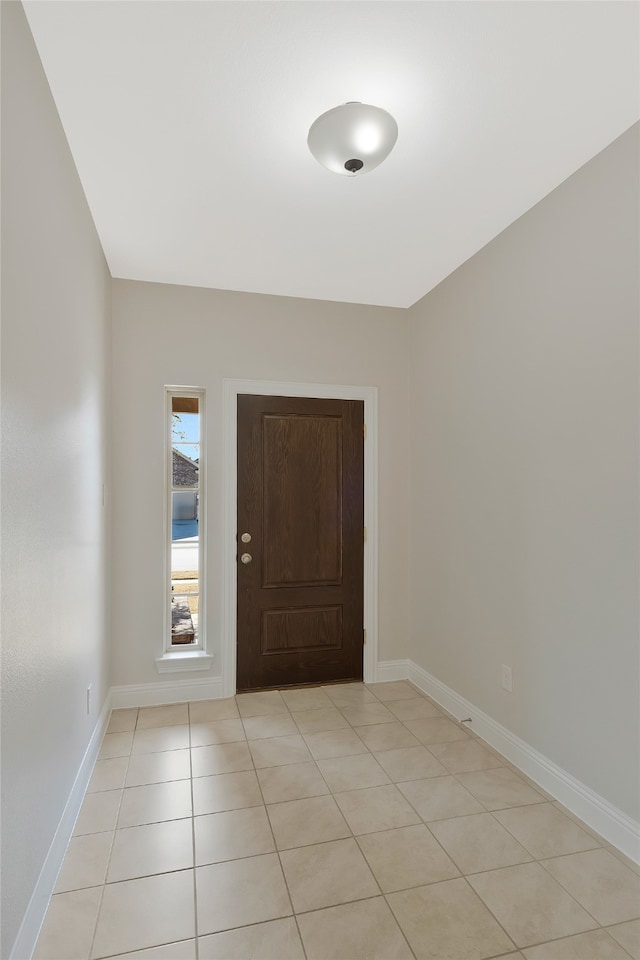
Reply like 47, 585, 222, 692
376, 659, 411, 682
110, 675, 224, 709
10, 691, 112, 960
406, 660, 640, 864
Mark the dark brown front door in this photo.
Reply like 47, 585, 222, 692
237, 394, 364, 691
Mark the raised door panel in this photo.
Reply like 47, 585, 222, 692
261, 606, 343, 654
262, 414, 342, 587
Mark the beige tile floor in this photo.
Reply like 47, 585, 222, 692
34, 681, 640, 960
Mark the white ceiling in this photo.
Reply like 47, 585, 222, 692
24, 1, 639, 309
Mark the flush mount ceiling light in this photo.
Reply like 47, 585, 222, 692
307, 102, 398, 176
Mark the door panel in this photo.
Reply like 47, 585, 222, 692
237, 394, 364, 691
262, 413, 342, 586
261, 605, 342, 654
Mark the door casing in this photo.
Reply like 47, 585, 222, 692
222, 378, 378, 697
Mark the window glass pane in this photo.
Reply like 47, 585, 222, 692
170, 395, 201, 647
172, 446, 199, 487
172, 412, 199, 444
173, 442, 199, 462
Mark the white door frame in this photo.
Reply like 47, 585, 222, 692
222, 378, 379, 697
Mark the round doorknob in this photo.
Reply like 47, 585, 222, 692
240, 553, 252, 564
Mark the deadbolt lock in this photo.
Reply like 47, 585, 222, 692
240, 553, 252, 564
240, 532, 252, 543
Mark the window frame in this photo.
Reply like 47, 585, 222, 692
157, 386, 212, 673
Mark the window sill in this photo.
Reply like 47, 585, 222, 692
155, 651, 213, 674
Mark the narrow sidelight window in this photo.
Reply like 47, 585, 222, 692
166, 389, 205, 650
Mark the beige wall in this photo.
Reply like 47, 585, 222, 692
110, 281, 409, 686
0, 4, 112, 955
408, 124, 639, 820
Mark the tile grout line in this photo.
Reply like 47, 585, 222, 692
484, 799, 603, 861
461, 874, 520, 956
301, 685, 449, 958
340, 677, 455, 958
535, 854, 624, 930
501, 926, 637, 957
245, 694, 309, 960
341, 689, 579, 960
276, 688, 419, 960
188, 701, 200, 960
93, 704, 195, 958
417, 808, 611, 949
601, 922, 640, 960
86, 706, 138, 960
373, 694, 620, 944
250, 689, 417, 957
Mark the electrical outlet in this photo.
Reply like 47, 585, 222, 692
501, 665, 513, 693
86, 684, 92, 715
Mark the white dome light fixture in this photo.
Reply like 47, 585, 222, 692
307, 102, 398, 176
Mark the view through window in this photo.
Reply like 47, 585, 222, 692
169, 393, 203, 647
